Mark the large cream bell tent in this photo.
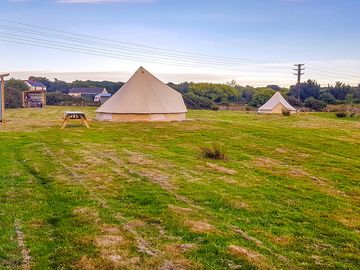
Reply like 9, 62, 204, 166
257, 91, 296, 114
96, 67, 187, 122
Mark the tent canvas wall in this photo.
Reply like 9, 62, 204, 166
257, 91, 296, 114
96, 67, 187, 122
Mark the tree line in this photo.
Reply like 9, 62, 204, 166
4, 76, 360, 111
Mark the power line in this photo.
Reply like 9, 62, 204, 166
310, 67, 359, 79
0, 25, 248, 66
0, 36, 291, 75
0, 33, 293, 73
311, 64, 360, 77
0, 19, 359, 83
0, 18, 284, 65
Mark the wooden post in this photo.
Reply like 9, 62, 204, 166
22, 92, 25, 108
0, 74, 9, 123
43, 90, 46, 108
1, 77, 4, 122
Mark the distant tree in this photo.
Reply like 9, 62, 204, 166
51, 78, 71, 93
28, 76, 51, 87
4, 79, 29, 108
329, 82, 351, 100
227, 80, 238, 88
189, 83, 240, 104
289, 79, 321, 101
249, 88, 274, 107
319, 91, 336, 104
286, 96, 303, 107
266, 85, 281, 91
238, 87, 255, 103
304, 97, 326, 111
168, 82, 190, 94
352, 84, 360, 103
182, 93, 213, 109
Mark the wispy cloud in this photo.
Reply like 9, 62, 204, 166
56, 0, 153, 3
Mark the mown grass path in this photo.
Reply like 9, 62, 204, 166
0, 107, 359, 269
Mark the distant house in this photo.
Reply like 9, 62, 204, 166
23, 79, 47, 108
25, 80, 47, 91
68, 87, 108, 99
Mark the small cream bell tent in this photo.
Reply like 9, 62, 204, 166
96, 67, 187, 122
257, 91, 296, 114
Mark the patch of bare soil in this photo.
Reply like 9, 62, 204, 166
206, 163, 237, 175
254, 157, 282, 168
218, 176, 239, 184
124, 150, 155, 166
289, 168, 309, 177
332, 211, 360, 229
137, 169, 172, 190
229, 200, 249, 210
275, 148, 287, 154
101, 225, 121, 235
165, 244, 195, 254
168, 205, 194, 214
254, 156, 310, 179
232, 227, 263, 247
123, 220, 159, 256
95, 235, 123, 248
310, 255, 323, 266
14, 220, 31, 270
75, 256, 96, 270
268, 235, 294, 246
186, 221, 215, 233
158, 260, 190, 270
133, 168, 202, 210
28, 219, 46, 229
73, 207, 101, 224
228, 245, 269, 269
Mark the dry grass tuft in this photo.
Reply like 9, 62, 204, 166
168, 205, 194, 214
73, 207, 101, 224
95, 235, 123, 248
229, 200, 249, 210
75, 256, 97, 270
186, 221, 215, 233
206, 162, 236, 175
232, 227, 263, 247
228, 245, 268, 268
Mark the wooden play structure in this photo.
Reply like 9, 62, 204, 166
60, 111, 90, 129
0, 73, 10, 123
22, 89, 46, 108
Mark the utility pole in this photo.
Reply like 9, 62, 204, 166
294, 64, 305, 100
0, 73, 10, 123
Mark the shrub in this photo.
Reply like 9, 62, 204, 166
286, 96, 303, 107
200, 143, 226, 160
282, 109, 291, 116
211, 105, 220, 111
182, 93, 214, 109
335, 112, 347, 118
46, 92, 97, 106
245, 106, 252, 111
350, 112, 356, 117
304, 97, 327, 111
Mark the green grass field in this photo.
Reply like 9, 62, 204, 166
0, 107, 359, 270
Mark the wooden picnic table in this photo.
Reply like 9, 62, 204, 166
60, 111, 90, 129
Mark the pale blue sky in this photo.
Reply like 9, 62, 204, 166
1, 0, 359, 86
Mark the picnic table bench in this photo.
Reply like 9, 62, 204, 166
60, 111, 90, 129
